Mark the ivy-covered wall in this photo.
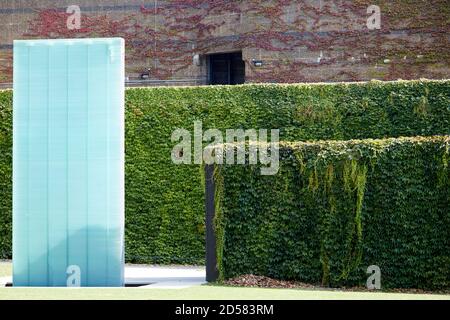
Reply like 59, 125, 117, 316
0, 80, 449, 265
0, 91, 12, 258
214, 137, 450, 290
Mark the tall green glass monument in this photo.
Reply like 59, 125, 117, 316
13, 38, 125, 287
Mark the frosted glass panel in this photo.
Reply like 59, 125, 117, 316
13, 38, 125, 287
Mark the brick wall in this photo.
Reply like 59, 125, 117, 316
1, 0, 449, 86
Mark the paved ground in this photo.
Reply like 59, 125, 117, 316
124, 264, 206, 288
0, 262, 205, 289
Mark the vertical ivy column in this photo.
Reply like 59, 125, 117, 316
13, 38, 125, 287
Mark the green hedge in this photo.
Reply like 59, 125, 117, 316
0, 90, 12, 259
0, 80, 449, 264
214, 136, 449, 290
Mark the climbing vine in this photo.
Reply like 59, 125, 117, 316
215, 136, 450, 290
0, 80, 448, 270
0, 51, 13, 83
295, 146, 368, 285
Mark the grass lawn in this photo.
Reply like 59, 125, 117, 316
1, 262, 449, 300
2, 286, 450, 300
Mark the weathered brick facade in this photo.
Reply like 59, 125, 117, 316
1, 0, 449, 86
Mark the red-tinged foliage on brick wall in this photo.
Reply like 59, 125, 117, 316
1, 0, 449, 83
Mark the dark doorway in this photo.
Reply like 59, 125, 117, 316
208, 52, 245, 85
